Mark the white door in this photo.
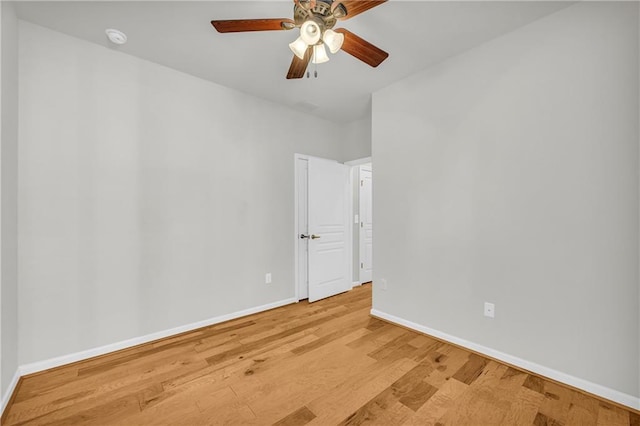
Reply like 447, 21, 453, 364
359, 166, 373, 283
307, 157, 350, 302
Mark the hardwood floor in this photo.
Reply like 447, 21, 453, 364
4, 284, 639, 425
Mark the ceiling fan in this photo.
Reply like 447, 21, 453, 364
211, 0, 389, 79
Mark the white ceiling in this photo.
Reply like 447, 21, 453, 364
14, 1, 572, 123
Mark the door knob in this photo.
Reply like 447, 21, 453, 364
300, 234, 310, 239
311, 234, 320, 239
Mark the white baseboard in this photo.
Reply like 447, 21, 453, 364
19, 297, 297, 376
370, 309, 640, 411
352, 281, 361, 288
1, 368, 21, 417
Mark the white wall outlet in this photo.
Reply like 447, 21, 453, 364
484, 302, 495, 318
265, 273, 272, 284
380, 278, 388, 291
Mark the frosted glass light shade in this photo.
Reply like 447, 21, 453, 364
312, 43, 330, 64
300, 21, 321, 45
323, 29, 344, 54
289, 37, 308, 60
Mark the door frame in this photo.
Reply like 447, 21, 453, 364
294, 153, 353, 302
344, 157, 372, 287
358, 164, 373, 284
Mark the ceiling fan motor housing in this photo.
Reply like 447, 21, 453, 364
294, 0, 345, 30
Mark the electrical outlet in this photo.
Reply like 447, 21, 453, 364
265, 273, 272, 284
484, 302, 495, 318
380, 278, 388, 291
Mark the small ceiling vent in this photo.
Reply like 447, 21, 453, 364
105, 29, 127, 45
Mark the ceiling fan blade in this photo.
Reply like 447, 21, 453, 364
211, 18, 295, 33
334, 1, 387, 20
335, 28, 388, 67
286, 48, 312, 79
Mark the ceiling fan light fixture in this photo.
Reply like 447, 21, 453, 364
300, 20, 321, 45
312, 43, 330, 64
322, 29, 344, 54
289, 36, 308, 60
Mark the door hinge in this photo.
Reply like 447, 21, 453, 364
361, 262, 363, 269
361, 222, 363, 228
361, 180, 363, 187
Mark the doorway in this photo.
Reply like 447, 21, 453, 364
358, 164, 373, 284
294, 154, 351, 303
344, 158, 373, 286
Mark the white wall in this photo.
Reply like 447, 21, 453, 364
373, 1, 639, 401
342, 114, 372, 162
1, 0, 20, 403
18, 22, 349, 365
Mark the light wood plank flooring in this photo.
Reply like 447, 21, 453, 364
4, 284, 639, 425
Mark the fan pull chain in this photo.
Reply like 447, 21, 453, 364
306, 56, 318, 79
